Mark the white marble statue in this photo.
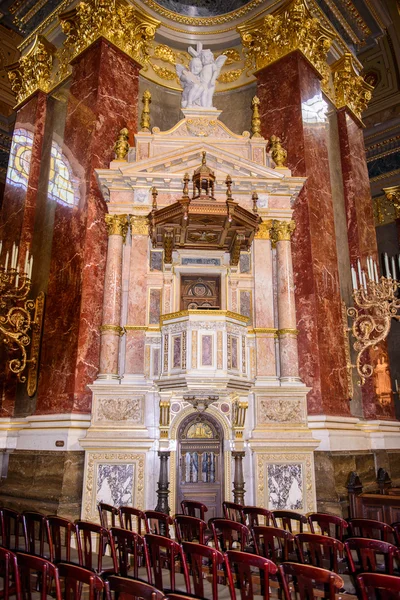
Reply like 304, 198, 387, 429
176, 43, 227, 109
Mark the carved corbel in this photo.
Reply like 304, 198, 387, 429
163, 228, 174, 264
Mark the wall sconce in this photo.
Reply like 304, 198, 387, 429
347, 256, 400, 385
0, 242, 44, 396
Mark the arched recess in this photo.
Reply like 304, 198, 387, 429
169, 404, 232, 516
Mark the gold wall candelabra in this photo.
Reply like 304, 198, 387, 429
0, 243, 44, 396
348, 257, 400, 385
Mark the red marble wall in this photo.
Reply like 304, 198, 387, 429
36, 39, 139, 414
337, 108, 395, 420
256, 51, 350, 417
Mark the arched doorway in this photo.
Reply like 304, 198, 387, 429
177, 413, 224, 519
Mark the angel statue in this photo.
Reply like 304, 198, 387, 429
176, 43, 227, 109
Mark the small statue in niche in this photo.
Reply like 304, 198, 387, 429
114, 127, 129, 160
176, 43, 227, 109
269, 134, 287, 168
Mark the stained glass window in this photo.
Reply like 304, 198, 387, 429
6, 129, 33, 189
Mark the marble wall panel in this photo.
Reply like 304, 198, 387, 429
173, 335, 182, 368
201, 335, 213, 367
239, 290, 252, 324
267, 463, 303, 510
97, 463, 134, 507
149, 288, 162, 325
240, 253, 251, 274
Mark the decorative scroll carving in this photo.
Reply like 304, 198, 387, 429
258, 398, 302, 423
105, 214, 129, 239
97, 397, 143, 423
331, 53, 373, 123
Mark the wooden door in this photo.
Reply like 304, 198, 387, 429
177, 414, 223, 520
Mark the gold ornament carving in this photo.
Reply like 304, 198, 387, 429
140, 90, 151, 132
331, 53, 373, 123
258, 398, 302, 423
269, 135, 287, 167
270, 220, 296, 243
277, 328, 298, 336
154, 44, 177, 65
220, 49, 241, 64
251, 96, 262, 138
105, 214, 129, 239
383, 186, 400, 219
130, 216, 149, 236
217, 68, 244, 83
7, 35, 56, 105
255, 220, 273, 240
151, 63, 177, 81
114, 127, 129, 160
238, 0, 333, 87
100, 324, 124, 335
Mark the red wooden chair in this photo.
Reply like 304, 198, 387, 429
23, 511, 53, 559
1, 508, 26, 551
222, 502, 246, 524
279, 562, 344, 600
295, 533, 345, 573
75, 520, 115, 576
181, 541, 230, 600
109, 526, 150, 581
243, 506, 272, 528
57, 562, 105, 600
144, 511, 173, 538
348, 518, 395, 542
253, 525, 295, 564
271, 510, 307, 533
0, 546, 21, 600
119, 506, 149, 535
98, 502, 119, 529
17, 552, 61, 600
47, 515, 82, 565
307, 512, 349, 541
356, 572, 400, 599
174, 515, 206, 545
105, 575, 165, 600
145, 533, 190, 593
211, 518, 249, 552
226, 550, 278, 600
345, 537, 400, 577
180, 500, 208, 521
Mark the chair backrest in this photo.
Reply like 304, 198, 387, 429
348, 518, 395, 542
106, 575, 165, 600
356, 572, 400, 600
211, 518, 249, 552
243, 506, 272, 528
110, 526, 150, 581
174, 515, 206, 545
271, 510, 307, 533
47, 515, 82, 564
145, 533, 190, 593
144, 510, 173, 538
295, 533, 344, 573
345, 537, 400, 575
253, 525, 295, 564
0, 547, 20, 600
226, 550, 278, 600
307, 512, 349, 541
180, 500, 208, 521
75, 520, 114, 575
1, 508, 26, 551
98, 502, 119, 529
222, 501, 246, 524
23, 511, 53, 559
57, 562, 105, 600
181, 541, 227, 600
279, 562, 344, 600
17, 552, 61, 600
119, 506, 149, 535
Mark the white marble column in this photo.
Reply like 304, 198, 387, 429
273, 220, 300, 382
98, 214, 128, 379
253, 221, 277, 380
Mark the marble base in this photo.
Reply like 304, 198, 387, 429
308, 415, 400, 451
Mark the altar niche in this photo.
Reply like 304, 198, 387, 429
177, 413, 223, 519
180, 275, 221, 310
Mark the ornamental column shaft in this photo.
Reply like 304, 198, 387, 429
273, 220, 299, 381
99, 214, 128, 378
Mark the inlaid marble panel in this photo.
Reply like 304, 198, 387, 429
149, 288, 162, 325
267, 463, 303, 510
153, 348, 160, 377
239, 290, 252, 324
231, 337, 238, 369
240, 253, 251, 273
201, 335, 213, 366
173, 335, 182, 368
150, 251, 163, 271
182, 257, 220, 266
96, 463, 134, 507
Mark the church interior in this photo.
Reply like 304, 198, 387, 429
0, 0, 400, 596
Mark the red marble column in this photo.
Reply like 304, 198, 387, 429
256, 51, 350, 417
36, 39, 140, 414
337, 108, 395, 420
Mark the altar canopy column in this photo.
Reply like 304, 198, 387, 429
124, 216, 149, 379
98, 214, 128, 378
253, 221, 277, 380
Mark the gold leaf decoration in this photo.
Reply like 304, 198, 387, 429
220, 48, 241, 65
152, 63, 177, 81
154, 44, 177, 65
218, 68, 244, 83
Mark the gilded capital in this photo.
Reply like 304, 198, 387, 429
271, 219, 296, 242
383, 185, 400, 219
238, 0, 333, 86
255, 220, 273, 240
7, 35, 56, 106
331, 53, 373, 124
105, 214, 129, 239
130, 215, 149, 236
